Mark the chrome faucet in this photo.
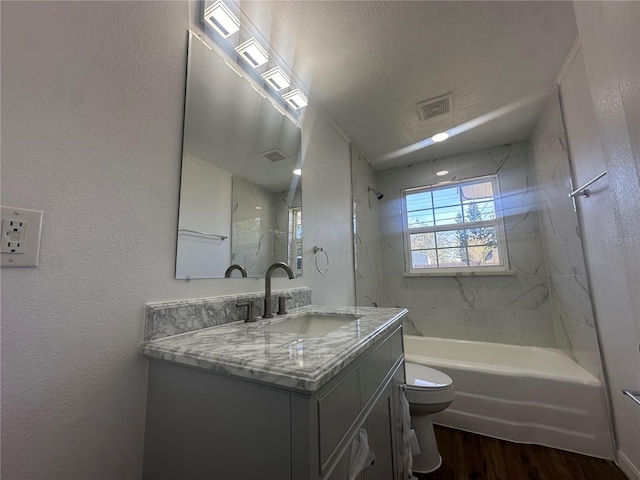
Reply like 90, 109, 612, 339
224, 264, 248, 278
263, 262, 294, 318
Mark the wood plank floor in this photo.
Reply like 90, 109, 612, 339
416, 426, 627, 480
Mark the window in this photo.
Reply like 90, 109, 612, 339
288, 207, 302, 271
402, 175, 508, 274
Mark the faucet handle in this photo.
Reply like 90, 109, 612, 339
236, 301, 256, 322
277, 296, 292, 315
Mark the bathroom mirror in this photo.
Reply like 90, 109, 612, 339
175, 32, 302, 279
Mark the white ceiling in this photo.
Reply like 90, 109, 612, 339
238, 1, 578, 170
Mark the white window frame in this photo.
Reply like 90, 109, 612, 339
288, 206, 302, 273
401, 174, 509, 275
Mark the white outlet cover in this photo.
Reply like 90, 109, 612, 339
1, 218, 28, 253
1, 206, 43, 268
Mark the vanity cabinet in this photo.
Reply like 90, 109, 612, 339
142, 324, 405, 480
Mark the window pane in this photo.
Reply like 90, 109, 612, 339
437, 248, 468, 268
433, 205, 463, 226
435, 230, 463, 248
465, 226, 496, 246
407, 211, 434, 228
406, 192, 432, 212
411, 250, 437, 268
432, 187, 460, 208
460, 181, 493, 201
410, 233, 435, 249
462, 200, 495, 222
468, 246, 500, 266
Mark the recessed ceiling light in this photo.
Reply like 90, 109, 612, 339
255, 206, 263, 210
293, 168, 302, 176
282, 89, 308, 110
436, 170, 449, 176
262, 66, 290, 91
204, 1, 240, 39
432, 132, 449, 142
235, 38, 269, 68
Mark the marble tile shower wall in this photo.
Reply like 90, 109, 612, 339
144, 287, 312, 341
273, 188, 302, 270
231, 177, 276, 276
376, 142, 556, 347
351, 144, 383, 307
529, 90, 604, 381
232, 177, 302, 276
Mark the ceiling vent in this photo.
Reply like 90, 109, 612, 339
260, 149, 290, 162
417, 93, 453, 121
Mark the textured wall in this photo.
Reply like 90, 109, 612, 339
567, 1, 640, 471
528, 87, 604, 382
0, 2, 353, 478
376, 142, 555, 347
351, 145, 383, 307
300, 105, 355, 306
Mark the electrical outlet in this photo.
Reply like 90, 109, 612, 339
1, 206, 43, 268
1, 218, 28, 253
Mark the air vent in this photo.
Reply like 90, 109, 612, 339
260, 149, 290, 163
417, 93, 453, 121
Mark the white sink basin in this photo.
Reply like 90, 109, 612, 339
264, 313, 360, 337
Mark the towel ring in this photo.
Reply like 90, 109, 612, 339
313, 246, 329, 274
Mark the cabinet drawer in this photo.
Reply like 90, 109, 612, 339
318, 369, 359, 467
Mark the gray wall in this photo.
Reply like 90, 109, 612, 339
0, 2, 354, 478
376, 142, 555, 347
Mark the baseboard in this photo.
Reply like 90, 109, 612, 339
618, 450, 640, 480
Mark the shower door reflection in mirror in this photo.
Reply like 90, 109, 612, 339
175, 32, 302, 279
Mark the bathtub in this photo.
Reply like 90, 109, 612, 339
403, 335, 614, 459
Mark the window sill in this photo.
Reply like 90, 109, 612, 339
403, 270, 516, 277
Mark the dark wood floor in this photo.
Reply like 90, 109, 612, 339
416, 426, 627, 480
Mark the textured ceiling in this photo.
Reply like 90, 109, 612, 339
238, 1, 578, 170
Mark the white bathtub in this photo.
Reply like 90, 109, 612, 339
403, 335, 614, 459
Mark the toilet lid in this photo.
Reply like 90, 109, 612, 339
405, 363, 453, 388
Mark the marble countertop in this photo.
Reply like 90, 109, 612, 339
139, 305, 407, 392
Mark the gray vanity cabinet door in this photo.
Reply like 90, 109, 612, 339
363, 384, 394, 480
326, 440, 363, 480
325, 385, 394, 480
318, 369, 360, 467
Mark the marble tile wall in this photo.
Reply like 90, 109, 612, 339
273, 187, 302, 272
231, 177, 276, 276
529, 89, 604, 381
375, 142, 557, 347
351, 144, 383, 307
144, 287, 312, 341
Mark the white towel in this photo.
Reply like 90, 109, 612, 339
348, 428, 377, 480
400, 386, 420, 480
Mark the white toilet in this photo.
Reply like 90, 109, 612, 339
405, 362, 456, 474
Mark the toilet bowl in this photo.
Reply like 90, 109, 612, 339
405, 362, 455, 474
